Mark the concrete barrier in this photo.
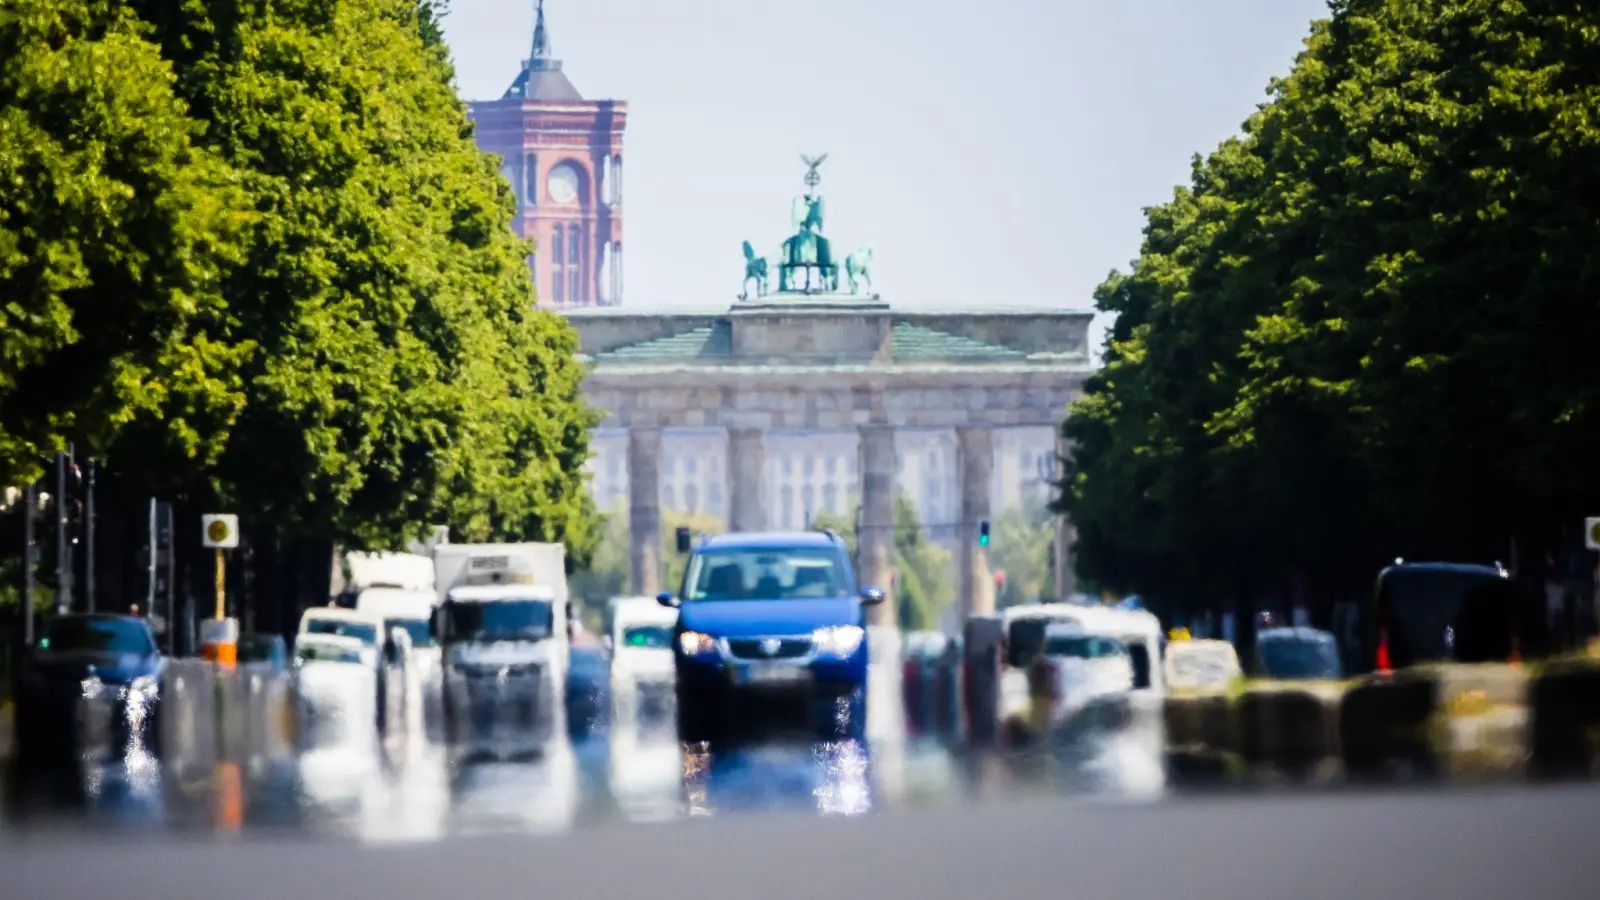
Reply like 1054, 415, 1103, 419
1161, 692, 1236, 779
1528, 655, 1600, 780
1236, 684, 1340, 780
1339, 664, 1529, 782
962, 616, 1003, 747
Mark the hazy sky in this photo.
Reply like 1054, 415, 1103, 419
440, 0, 1331, 344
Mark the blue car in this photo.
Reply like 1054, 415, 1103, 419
659, 531, 886, 744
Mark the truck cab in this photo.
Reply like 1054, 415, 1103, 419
659, 530, 885, 744
433, 549, 568, 757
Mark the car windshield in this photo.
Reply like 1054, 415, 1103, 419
386, 617, 435, 648
1257, 634, 1343, 680
1043, 633, 1128, 659
682, 546, 853, 601
444, 599, 552, 642
38, 617, 156, 656
304, 618, 378, 645
238, 636, 284, 664
622, 625, 672, 649
295, 642, 364, 665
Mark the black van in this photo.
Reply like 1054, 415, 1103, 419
1358, 561, 1532, 674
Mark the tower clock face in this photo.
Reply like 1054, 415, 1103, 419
547, 164, 580, 205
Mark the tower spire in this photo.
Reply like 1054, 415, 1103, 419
531, 0, 551, 68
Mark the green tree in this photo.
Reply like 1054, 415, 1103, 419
813, 495, 955, 631
1059, 0, 1600, 619
0, 0, 250, 487
114, 0, 600, 556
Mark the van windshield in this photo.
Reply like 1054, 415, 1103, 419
386, 618, 435, 648
445, 599, 552, 642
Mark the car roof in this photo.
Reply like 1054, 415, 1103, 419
295, 633, 366, 649
697, 531, 842, 551
49, 613, 147, 625
301, 607, 383, 624
1380, 561, 1506, 578
1257, 626, 1334, 642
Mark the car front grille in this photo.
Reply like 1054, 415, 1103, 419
725, 637, 812, 660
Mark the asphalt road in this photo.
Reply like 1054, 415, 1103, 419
3, 780, 1593, 900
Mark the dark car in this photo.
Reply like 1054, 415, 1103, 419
662, 530, 886, 744
14, 614, 164, 764
1354, 561, 1541, 674
566, 645, 611, 740
1255, 626, 1343, 680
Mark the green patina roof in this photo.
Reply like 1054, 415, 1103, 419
589, 321, 1040, 365
890, 323, 1025, 362
592, 322, 733, 362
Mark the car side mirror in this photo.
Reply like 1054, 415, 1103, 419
656, 592, 679, 608
859, 587, 886, 606
674, 526, 692, 555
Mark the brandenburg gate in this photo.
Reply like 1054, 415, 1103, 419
565, 157, 1093, 626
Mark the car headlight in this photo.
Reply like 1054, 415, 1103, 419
813, 625, 865, 658
678, 631, 719, 657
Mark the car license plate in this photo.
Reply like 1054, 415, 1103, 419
734, 664, 809, 686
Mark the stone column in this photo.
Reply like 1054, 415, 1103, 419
1052, 427, 1078, 601
957, 426, 995, 621
628, 427, 663, 596
727, 428, 766, 532
857, 424, 897, 629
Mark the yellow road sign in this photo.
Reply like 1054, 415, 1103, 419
201, 513, 239, 549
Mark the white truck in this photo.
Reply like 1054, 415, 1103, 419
431, 543, 570, 760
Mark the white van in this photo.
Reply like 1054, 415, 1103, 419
609, 596, 678, 723
1000, 602, 1165, 727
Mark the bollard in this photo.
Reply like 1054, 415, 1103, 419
962, 616, 1003, 747
200, 617, 240, 670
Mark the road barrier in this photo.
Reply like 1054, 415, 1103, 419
1236, 684, 1340, 780
1148, 659, 1562, 787
1528, 655, 1600, 780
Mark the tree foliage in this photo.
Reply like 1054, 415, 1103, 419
813, 495, 955, 631
1, 0, 599, 561
1058, 0, 1600, 618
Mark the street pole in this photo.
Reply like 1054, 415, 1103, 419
215, 547, 226, 621
23, 482, 36, 645
55, 447, 70, 614
85, 459, 96, 612
146, 498, 157, 612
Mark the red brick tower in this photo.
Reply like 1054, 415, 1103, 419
468, 1, 626, 309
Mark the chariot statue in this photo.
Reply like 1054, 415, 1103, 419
739, 153, 880, 298
776, 154, 839, 293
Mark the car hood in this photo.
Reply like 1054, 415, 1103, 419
677, 598, 862, 637
27, 651, 161, 686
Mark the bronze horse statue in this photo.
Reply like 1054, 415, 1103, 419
741, 241, 768, 298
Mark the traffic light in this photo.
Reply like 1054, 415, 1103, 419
977, 519, 990, 547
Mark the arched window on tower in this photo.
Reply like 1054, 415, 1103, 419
551, 228, 566, 304
568, 224, 583, 304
